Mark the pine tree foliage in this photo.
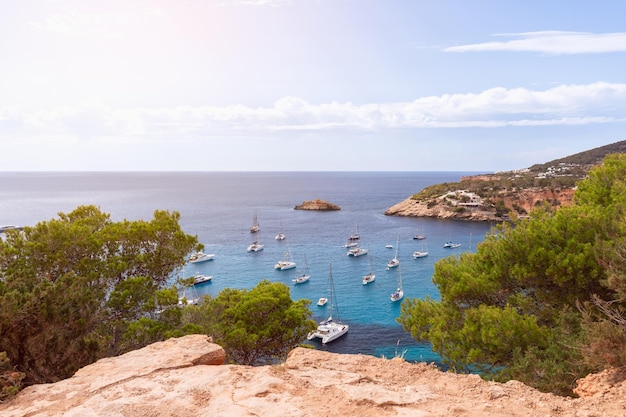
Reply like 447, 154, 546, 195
0, 206, 198, 386
398, 154, 626, 396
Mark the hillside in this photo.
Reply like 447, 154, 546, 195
385, 140, 626, 221
2, 335, 626, 417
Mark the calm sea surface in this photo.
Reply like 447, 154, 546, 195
0, 171, 495, 364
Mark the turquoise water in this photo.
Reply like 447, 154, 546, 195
0, 171, 494, 364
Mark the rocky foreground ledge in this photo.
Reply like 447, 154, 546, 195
2, 335, 625, 417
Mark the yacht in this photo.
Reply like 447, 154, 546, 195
193, 274, 212, 285
188, 251, 215, 264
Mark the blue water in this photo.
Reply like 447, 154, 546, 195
0, 171, 494, 365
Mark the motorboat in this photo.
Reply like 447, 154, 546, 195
317, 297, 328, 306
193, 274, 212, 285
443, 241, 461, 249
188, 251, 215, 263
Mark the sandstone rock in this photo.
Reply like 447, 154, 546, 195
294, 199, 340, 211
2, 336, 626, 417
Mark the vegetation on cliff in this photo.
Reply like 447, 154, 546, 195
398, 153, 626, 396
406, 140, 626, 219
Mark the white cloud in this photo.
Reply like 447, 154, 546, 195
445, 31, 626, 55
1, 82, 625, 143
27, 8, 165, 39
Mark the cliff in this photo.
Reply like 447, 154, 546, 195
294, 199, 341, 211
385, 140, 626, 221
2, 334, 625, 417
384, 187, 575, 222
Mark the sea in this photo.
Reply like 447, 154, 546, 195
0, 171, 495, 365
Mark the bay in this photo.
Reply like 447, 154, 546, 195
0, 171, 495, 364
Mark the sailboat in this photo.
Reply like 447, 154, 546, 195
413, 225, 426, 240
390, 265, 404, 302
386, 234, 400, 269
250, 211, 260, 233
274, 242, 296, 270
362, 250, 376, 284
343, 222, 360, 247
246, 235, 264, 252
293, 254, 310, 284
275, 220, 286, 241
307, 262, 349, 344
413, 239, 429, 258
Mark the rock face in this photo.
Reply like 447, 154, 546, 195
385, 187, 575, 222
2, 335, 626, 417
294, 199, 340, 211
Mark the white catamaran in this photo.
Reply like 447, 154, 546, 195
307, 263, 349, 344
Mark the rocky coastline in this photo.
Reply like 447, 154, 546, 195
385, 185, 576, 222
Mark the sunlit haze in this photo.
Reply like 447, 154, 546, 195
2, 0, 625, 172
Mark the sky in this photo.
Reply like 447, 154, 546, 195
1, 0, 626, 172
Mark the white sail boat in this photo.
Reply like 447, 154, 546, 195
343, 222, 360, 247
307, 262, 349, 344
246, 236, 264, 252
250, 211, 260, 233
390, 265, 404, 302
413, 239, 429, 258
293, 254, 310, 284
274, 242, 296, 270
362, 249, 375, 284
275, 220, 286, 240
387, 234, 400, 269
413, 225, 426, 240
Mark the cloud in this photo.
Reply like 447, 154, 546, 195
1, 82, 625, 142
28, 8, 165, 39
444, 31, 626, 54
